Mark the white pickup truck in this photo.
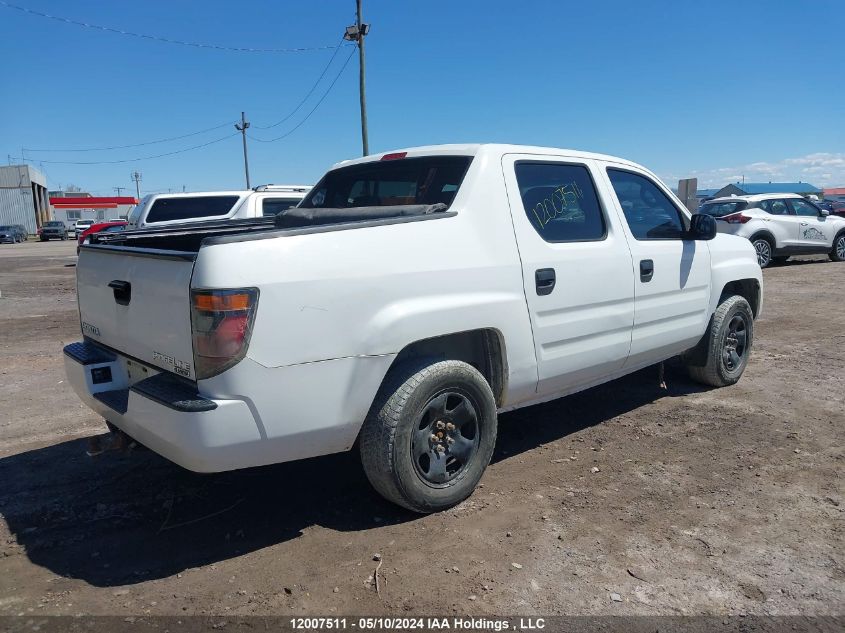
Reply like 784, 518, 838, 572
127, 185, 312, 229
65, 144, 762, 513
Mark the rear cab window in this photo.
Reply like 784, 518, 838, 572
262, 198, 302, 217
145, 196, 241, 223
300, 156, 472, 209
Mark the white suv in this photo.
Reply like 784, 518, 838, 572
699, 194, 845, 267
127, 185, 311, 229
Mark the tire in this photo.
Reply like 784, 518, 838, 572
360, 360, 497, 513
40, 237, 47, 242
751, 236, 773, 268
687, 295, 754, 387
830, 232, 845, 262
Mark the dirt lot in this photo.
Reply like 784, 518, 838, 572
0, 239, 842, 617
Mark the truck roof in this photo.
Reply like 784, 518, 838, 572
330, 143, 643, 171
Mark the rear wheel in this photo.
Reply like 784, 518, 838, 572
360, 360, 497, 513
751, 237, 773, 268
687, 295, 754, 387
830, 233, 845, 262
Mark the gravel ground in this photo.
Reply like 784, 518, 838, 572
0, 240, 842, 617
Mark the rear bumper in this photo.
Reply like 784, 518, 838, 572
64, 340, 394, 473
64, 341, 261, 473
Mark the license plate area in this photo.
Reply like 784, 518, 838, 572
126, 358, 158, 386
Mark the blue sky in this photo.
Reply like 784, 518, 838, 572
1, 0, 843, 195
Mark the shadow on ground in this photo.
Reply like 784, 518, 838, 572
1, 364, 707, 587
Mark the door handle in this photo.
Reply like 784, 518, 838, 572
108, 280, 131, 305
640, 259, 654, 282
535, 268, 556, 295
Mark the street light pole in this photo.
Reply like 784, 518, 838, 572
235, 111, 251, 189
131, 171, 142, 199
345, 1, 370, 156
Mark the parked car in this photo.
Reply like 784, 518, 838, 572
38, 221, 68, 241
77, 220, 128, 253
698, 194, 845, 267
829, 201, 845, 218
127, 185, 312, 230
74, 220, 94, 237
65, 144, 762, 513
0, 225, 27, 243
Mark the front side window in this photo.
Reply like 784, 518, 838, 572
607, 169, 687, 240
145, 196, 240, 223
514, 162, 606, 242
788, 199, 820, 217
262, 198, 301, 217
760, 199, 791, 215
300, 156, 472, 209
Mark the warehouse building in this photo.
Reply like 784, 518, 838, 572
0, 164, 51, 234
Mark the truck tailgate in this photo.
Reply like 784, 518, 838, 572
76, 247, 197, 380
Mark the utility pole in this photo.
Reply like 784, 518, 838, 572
131, 171, 142, 199
234, 111, 251, 189
113, 186, 125, 196
345, 1, 370, 156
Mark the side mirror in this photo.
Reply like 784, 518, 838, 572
688, 213, 717, 240
820, 209, 830, 217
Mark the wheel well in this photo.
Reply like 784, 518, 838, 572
749, 231, 775, 247
390, 329, 507, 407
720, 278, 761, 318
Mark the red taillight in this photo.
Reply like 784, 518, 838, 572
191, 289, 258, 380
722, 212, 752, 224
381, 152, 407, 161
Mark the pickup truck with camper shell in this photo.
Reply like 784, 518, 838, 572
65, 144, 763, 513
127, 185, 312, 230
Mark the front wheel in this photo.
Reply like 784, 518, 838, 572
830, 233, 845, 262
360, 360, 497, 513
687, 295, 754, 387
751, 237, 773, 268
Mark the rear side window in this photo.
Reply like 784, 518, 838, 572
145, 196, 240, 223
760, 199, 790, 215
300, 156, 472, 209
514, 162, 606, 242
262, 198, 301, 217
699, 201, 747, 217
607, 169, 687, 240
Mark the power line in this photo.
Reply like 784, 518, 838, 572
16, 133, 238, 165
0, 1, 340, 53
248, 48, 356, 144
23, 121, 236, 152
252, 38, 346, 130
